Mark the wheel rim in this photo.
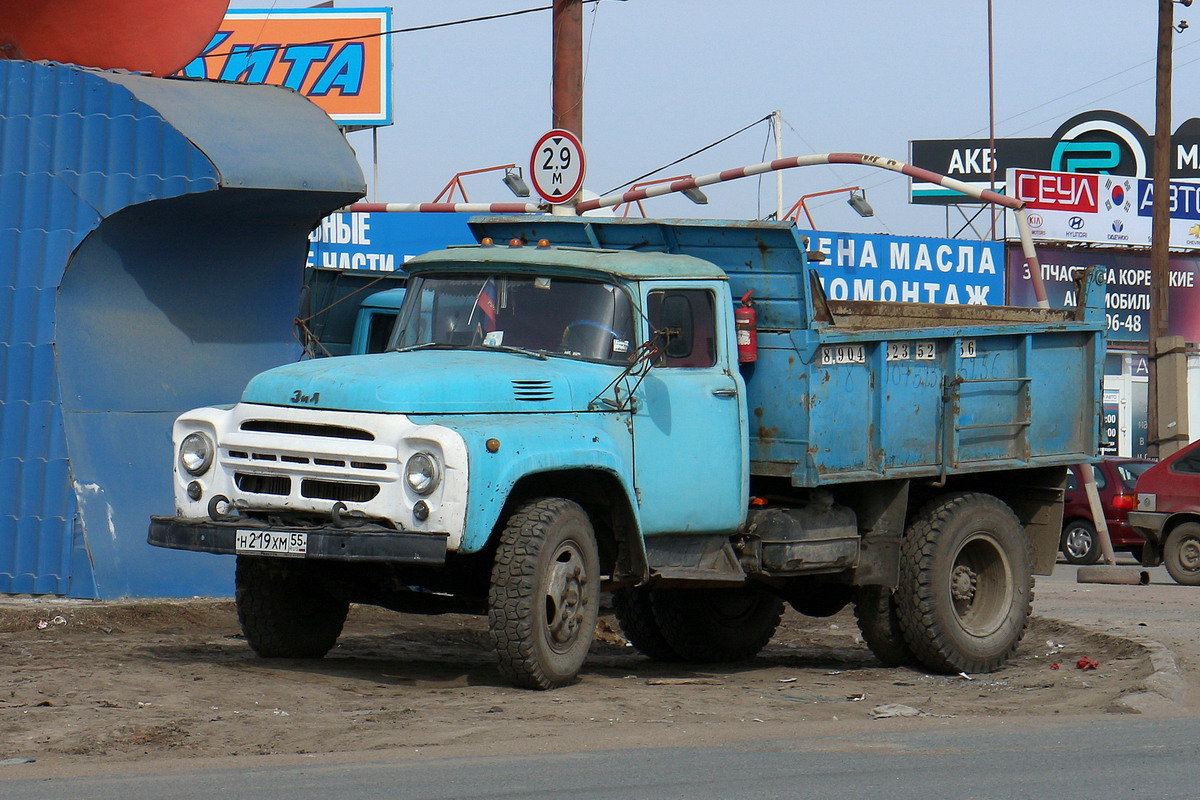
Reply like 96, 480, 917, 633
1064, 526, 1093, 560
1178, 535, 1200, 573
542, 538, 591, 653
947, 532, 1014, 637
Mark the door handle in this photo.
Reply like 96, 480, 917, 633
712, 388, 738, 397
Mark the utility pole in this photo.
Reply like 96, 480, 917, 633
1149, 0, 1190, 458
552, 0, 583, 141
551, 0, 583, 212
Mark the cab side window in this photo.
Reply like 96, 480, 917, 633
646, 289, 716, 368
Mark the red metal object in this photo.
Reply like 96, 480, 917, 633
0, 0, 230, 77
735, 290, 758, 363
1076, 657, 1099, 671
783, 186, 864, 229
431, 165, 520, 204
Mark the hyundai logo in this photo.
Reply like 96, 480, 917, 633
1069, 216, 1085, 230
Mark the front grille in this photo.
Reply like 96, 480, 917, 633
301, 479, 380, 503
235, 473, 292, 495
241, 419, 375, 441
512, 379, 554, 402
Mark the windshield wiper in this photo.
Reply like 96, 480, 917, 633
476, 344, 548, 360
392, 341, 547, 360
391, 342, 452, 353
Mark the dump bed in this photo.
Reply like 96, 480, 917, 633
470, 216, 1105, 487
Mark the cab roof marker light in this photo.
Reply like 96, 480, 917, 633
537, 239, 551, 248
480, 237, 494, 246
508, 238, 524, 247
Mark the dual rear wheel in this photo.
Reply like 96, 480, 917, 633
853, 492, 1033, 674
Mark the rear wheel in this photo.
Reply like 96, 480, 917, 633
651, 585, 783, 663
1163, 523, 1200, 586
1060, 519, 1101, 565
488, 498, 601, 689
235, 556, 349, 658
853, 585, 917, 667
897, 492, 1033, 674
611, 587, 682, 662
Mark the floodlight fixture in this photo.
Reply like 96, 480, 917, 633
682, 186, 709, 204
847, 189, 874, 218
503, 167, 531, 198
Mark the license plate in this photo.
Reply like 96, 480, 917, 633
235, 529, 308, 557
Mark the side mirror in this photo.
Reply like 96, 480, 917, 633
658, 294, 694, 359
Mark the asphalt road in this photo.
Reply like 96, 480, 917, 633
1, 715, 1198, 800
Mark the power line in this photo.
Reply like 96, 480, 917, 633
602, 114, 773, 195
201, 1, 609, 60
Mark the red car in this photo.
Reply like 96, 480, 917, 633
1129, 439, 1200, 585
1060, 459, 1155, 565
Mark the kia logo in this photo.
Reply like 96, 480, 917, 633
1029, 214, 1044, 227
1069, 216, 1085, 230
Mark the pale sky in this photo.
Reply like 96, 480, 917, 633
231, 1, 1198, 239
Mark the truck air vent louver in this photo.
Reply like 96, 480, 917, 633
512, 380, 555, 402
301, 479, 380, 503
241, 420, 375, 441
235, 473, 291, 495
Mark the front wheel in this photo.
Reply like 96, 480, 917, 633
897, 492, 1033, 674
1163, 523, 1200, 586
488, 498, 601, 689
1060, 519, 1101, 565
235, 556, 349, 658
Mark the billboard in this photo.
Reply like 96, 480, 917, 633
802, 230, 1004, 306
910, 110, 1200, 205
1005, 168, 1200, 249
308, 212, 474, 271
1006, 245, 1200, 343
180, 8, 393, 126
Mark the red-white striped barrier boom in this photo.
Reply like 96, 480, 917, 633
351, 152, 1048, 307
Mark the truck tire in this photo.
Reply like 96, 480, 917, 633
1163, 522, 1200, 586
650, 585, 783, 663
235, 556, 348, 659
488, 498, 601, 689
853, 585, 917, 667
1060, 519, 1101, 565
612, 587, 683, 661
896, 492, 1033, 674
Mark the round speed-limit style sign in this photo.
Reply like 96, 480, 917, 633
529, 129, 586, 204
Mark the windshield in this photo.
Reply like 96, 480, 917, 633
390, 273, 637, 363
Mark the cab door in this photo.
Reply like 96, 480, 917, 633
631, 285, 747, 535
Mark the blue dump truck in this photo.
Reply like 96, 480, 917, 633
150, 217, 1105, 689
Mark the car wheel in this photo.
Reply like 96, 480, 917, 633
1163, 523, 1200, 586
1060, 520, 1101, 565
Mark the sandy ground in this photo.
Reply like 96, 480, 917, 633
0, 574, 1170, 766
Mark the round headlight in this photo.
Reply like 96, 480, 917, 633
180, 432, 215, 476
405, 452, 440, 495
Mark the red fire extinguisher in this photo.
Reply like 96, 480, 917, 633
735, 289, 758, 363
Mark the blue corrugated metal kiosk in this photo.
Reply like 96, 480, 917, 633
0, 60, 364, 598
